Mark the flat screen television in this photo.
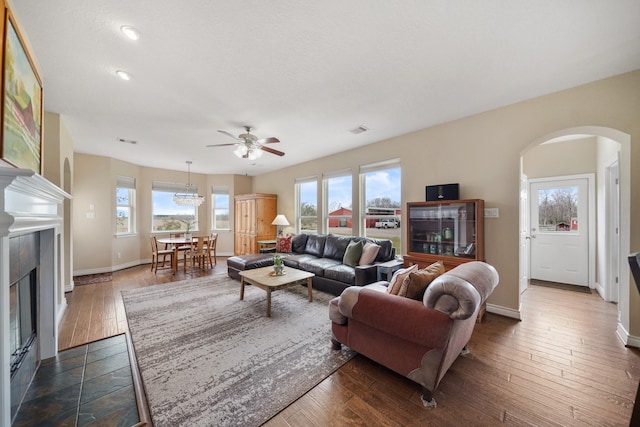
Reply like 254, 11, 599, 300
629, 253, 640, 294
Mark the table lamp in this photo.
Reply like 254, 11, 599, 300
271, 214, 290, 237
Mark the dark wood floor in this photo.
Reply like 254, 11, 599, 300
53, 260, 640, 426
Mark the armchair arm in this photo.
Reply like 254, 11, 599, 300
339, 287, 451, 347
424, 261, 499, 320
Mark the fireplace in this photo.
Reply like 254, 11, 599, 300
10, 268, 38, 378
0, 168, 70, 425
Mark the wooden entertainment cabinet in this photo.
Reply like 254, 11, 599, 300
234, 193, 277, 255
404, 199, 484, 271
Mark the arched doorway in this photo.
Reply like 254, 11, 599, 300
519, 126, 631, 342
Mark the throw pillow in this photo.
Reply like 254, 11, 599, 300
398, 261, 445, 300
342, 240, 364, 267
358, 242, 381, 265
387, 264, 418, 295
276, 235, 292, 253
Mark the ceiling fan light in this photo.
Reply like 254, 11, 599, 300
248, 149, 263, 160
234, 145, 248, 158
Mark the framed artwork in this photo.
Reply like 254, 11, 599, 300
2, 12, 43, 173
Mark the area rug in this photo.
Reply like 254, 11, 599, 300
530, 278, 591, 293
121, 275, 354, 427
73, 272, 112, 285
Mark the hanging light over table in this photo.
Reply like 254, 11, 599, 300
173, 161, 204, 206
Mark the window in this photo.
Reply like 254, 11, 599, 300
295, 177, 318, 234
152, 181, 198, 232
116, 176, 135, 235
324, 170, 352, 236
537, 186, 578, 232
360, 160, 401, 253
212, 187, 230, 230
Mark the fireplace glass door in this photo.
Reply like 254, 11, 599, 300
9, 270, 37, 377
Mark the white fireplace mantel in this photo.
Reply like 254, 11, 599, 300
0, 167, 71, 425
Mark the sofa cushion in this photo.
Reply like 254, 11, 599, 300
300, 258, 341, 277
291, 234, 308, 254
359, 241, 381, 265
366, 238, 394, 262
304, 234, 326, 257
342, 240, 363, 267
282, 253, 316, 269
398, 261, 445, 300
276, 235, 292, 253
323, 234, 352, 260
324, 264, 357, 285
387, 264, 418, 295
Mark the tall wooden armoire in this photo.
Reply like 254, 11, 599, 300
234, 193, 277, 255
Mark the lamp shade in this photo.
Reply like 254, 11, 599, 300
271, 214, 290, 226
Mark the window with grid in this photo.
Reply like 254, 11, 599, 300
323, 169, 352, 236
116, 176, 135, 235
360, 159, 401, 253
212, 187, 230, 230
295, 177, 318, 234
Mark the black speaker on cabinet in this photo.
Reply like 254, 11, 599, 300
426, 183, 459, 201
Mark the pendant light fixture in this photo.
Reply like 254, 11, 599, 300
173, 161, 204, 206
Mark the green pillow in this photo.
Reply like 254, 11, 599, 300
342, 240, 364, 267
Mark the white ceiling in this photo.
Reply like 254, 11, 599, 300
10, 1, 640, 175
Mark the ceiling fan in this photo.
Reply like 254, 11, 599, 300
207, 126, 284, 160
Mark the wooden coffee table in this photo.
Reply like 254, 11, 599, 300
239, 266, 315, 317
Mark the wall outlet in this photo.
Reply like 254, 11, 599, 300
484, 208, 499, 218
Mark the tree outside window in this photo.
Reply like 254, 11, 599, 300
296, 179, 318, 234
361, 163, 401, 252
325, 174, 352, 236
116, 176, 135, 235
152, 182, 198, 232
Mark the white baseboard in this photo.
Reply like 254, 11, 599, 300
617, 322, 640, 348
73, 254, 231, 277
64, 280, 74, 293
486, 303, 522, 320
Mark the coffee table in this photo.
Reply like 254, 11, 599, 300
239, 266, 315, 317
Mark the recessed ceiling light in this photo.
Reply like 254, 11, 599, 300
116, 70, 131, 81
120, 26, 140, 40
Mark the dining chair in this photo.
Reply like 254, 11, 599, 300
187, 236, 211, 271
150, 236, 173, 273
206, 233, 218, 265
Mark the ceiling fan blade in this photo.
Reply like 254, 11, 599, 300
261, 146, 285, 156
217, 130, 239, 140
257, 137, 280, 144
206, 143, 237, 147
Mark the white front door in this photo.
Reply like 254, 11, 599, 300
529, 177, 589, 286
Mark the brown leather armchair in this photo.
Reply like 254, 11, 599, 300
330, 261, 499, 407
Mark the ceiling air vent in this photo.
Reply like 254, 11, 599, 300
349, 125, 369, 135
117, 137, 137, 145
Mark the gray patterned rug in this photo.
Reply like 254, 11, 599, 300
122, 274, 354, 427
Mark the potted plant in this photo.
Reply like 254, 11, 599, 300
180, 219, 197, 240
273, 254, 285, 275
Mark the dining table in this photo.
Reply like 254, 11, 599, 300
157, 235, 209, 273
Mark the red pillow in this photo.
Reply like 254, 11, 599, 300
276, 235, 292, 253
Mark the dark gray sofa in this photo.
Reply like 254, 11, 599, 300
227, 233, 396, 295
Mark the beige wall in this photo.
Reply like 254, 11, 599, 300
523, 137, 597, 179
72, 154, 252, 274
43, 112, 74, 292
252, 71, 640, 323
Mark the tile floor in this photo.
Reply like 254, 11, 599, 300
12, 334, 138, 427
